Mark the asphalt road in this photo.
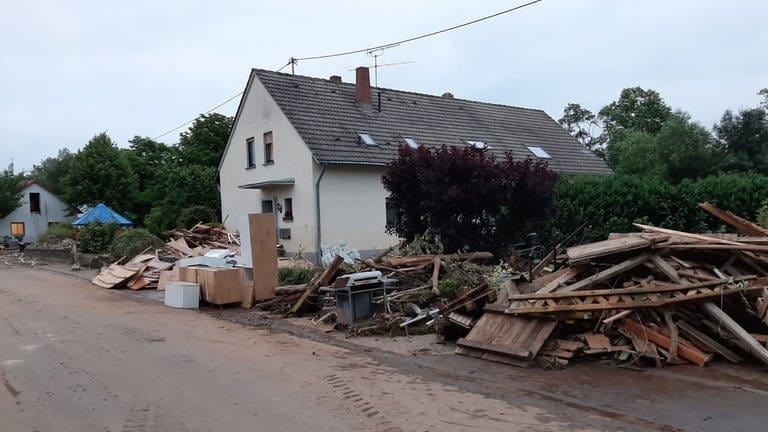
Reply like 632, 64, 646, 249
3, 265, 768, 432
0, 266, 605, 432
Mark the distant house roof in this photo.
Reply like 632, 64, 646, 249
72, 203, 133, 227
242, 69, 611, 175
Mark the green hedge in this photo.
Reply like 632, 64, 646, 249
554, 174, 768, 243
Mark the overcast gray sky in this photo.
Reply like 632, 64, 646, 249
1, 0, 766, 173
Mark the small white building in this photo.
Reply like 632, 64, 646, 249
0, 180, 72, 242
218, 67, 611, 263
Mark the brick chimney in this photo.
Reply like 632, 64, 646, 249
355, 66, 372, 105
329, 75, 342, 84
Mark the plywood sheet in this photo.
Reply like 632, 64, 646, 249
247, 213, 279, 303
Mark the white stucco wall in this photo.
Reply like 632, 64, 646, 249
318, 165, 401, 254
219, 71, 318, 255
0, 183, 72, 242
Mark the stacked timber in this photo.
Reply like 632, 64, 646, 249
457, 204, 768, 369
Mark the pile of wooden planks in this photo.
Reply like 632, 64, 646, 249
458, 203, 768, 369
91, 225, 240, 290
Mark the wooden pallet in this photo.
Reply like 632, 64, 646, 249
456, 313, 556, 363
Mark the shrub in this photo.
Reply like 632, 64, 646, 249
177, 205, 218, 229
553, 174, 768, 243
383, 145, 559, 254
757, 200, 768, 228
78, 222, 119, 253
38, 223, 74, 243
109, 228, 164, 259
278, 267, 317, 286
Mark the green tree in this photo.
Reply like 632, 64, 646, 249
759, 88, 767, 111
177, 113, 233, 167
600, 87, 673, 140
655, 112, 716, 183
606, 130, 662, 176
30, 149, 75, 196
143, 164, 220, 234
713, 108, 768, 172
62, 132, 138, 213
123, 136, 174, 220
0, 166, 23, 218
558, 103, 607, 159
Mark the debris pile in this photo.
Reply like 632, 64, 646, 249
457, 203, 768, 369
91, 224, 240, 290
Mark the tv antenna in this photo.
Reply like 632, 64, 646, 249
366, 43, 410, 87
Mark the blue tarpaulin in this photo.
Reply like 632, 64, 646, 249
72, 203, 133, 227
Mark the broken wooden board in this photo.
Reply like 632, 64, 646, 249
91, 264, 139, 289
584, 334, 612, 350
566, 235, 664, 264
290, 255, 343, 315
456, 313, 556, 363
624, 319, 713, 366
676, 320, 743, 363
491, 278, 764, 315
558, 253, 652, 293
699, 202, 768, 237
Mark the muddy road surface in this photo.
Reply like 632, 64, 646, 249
1, 266, 767, 431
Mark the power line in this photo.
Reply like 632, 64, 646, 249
152, 61, 292, 140
152, 1, 544, 140
293, 0, 544, 62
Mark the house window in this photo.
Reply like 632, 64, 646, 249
283, 198, 293, 222
465, 140, 487, 149
403, 137, 419, 149
10, 222, 25, 238
527, 146, 551, 159
385, 199, 398, 228
261, 199, 274, 213
263, 132, 274, 164
358, 133, 377, 146
246, 137, 256, 168
29, 192, 41, 213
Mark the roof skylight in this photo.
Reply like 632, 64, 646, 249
466, 140, 487, 149
403, 137, 419, 149
527, 146, 551, 159
358, 133, 377, 146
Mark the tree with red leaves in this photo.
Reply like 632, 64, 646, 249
382, 145, 559, 254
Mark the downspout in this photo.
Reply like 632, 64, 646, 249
315, 164, 328, 265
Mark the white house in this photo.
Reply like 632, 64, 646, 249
0, 180, 72, 242
218, 67, 611, 263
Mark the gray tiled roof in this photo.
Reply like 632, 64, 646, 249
253, 69, 612, 175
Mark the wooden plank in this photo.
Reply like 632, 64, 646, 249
699, 202, 768, 237
666, 244, 768, 252
248, 213, 279, 304
490, 282, 766, 315
510, 276, 758, 301
623, 319, 712, 366
633, 223, 748, 246
566, 236, 653, 263
534, 266, 588, 295
650, 255, 683, 284
559, 253, 652, 293
456, 338, 533, 359
290, 255, 343, 315
700, 301, 768, 366
677, 320, 743, 363
431, 256, 441, 295
584, 334, 611, 350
